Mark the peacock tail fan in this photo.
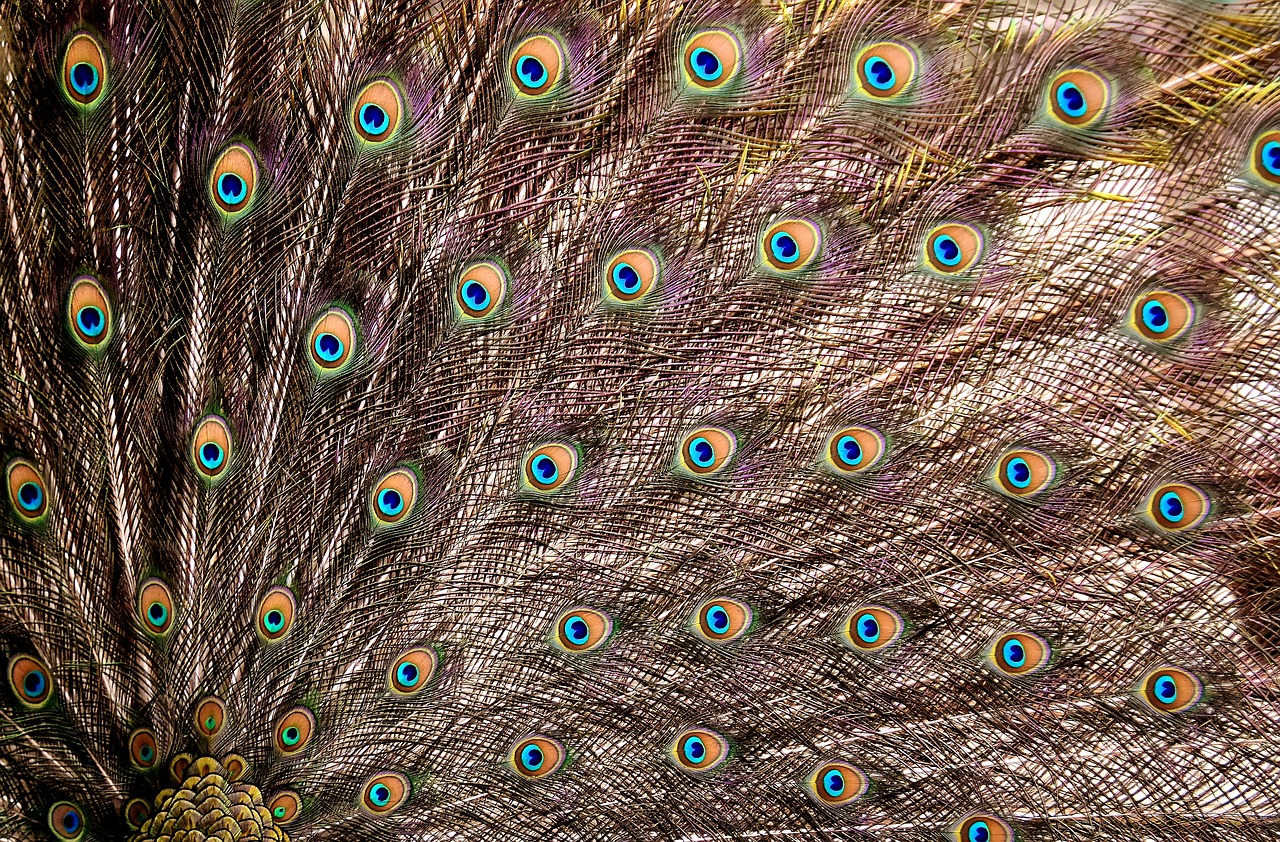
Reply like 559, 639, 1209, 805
0, 0, 1277, 840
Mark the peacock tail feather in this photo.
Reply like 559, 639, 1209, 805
0, 0, 1278, 839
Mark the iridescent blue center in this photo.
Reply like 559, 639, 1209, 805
856, 613, 879, 644
200, 442, 224, 471
61, 810, 81, 834
1005, 457, 1031, 489
461, 279, 490, 312
823, 768, 845, 796
612, 262, 642, 294
770, 232, 799, 264
139, 744, 154, 762
517, 56, 547, 89
1142, 300, 1169, 333
264, 609, 285, 633
397, 662, 419, 688
837, 435, 862, 467
1056, 82, 1086, 118
217, 172, 247, 205
932, 234, 961, 267
1159, 491, 1185, 522
23, 669, 46, 697
1263, 141, 1280, 176
77, 305, 105, 337
530, 454, 558, 485
521, 744, 544, 771
282, 726, 301, 746
1154, 674, 1178, 703
378, 488, 404, 517
17, 481, 42, 512
369, 783, 391, 806
682, 736, 705, 764
1002, 638, 1026, 668
147, 601, 167, 627
314, 332, 344, 362
274, 806, 287, 819
690, 47, 722, 82
359, 103, 388, 136
707, 605, 730, 635
864, 57, 895, 90
70, 62, 98, 96
688, 437, 715, 468
565, 616, 590, 646
968, 822, 991, 842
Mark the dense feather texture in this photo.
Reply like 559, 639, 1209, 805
1, 0, 1279, 839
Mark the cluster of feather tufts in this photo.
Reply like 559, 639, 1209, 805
2, 0, 1279, 840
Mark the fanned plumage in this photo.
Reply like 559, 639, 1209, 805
1, 0, 1278, 840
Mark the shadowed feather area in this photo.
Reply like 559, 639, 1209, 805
1, 0, 1279, 840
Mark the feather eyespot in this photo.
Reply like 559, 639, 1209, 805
124, 797, 150, 830
168, 752, 193, 783
352, 79, 403, 145
693, 598, 752, 643
511, 736, 565, 779
6, 458, 49, 523
48, 802, 86, 841
222, 754, 247, 780
191, 414, 232, 482
604, 248, 660, 304
807, 761, 868, 806
683, 30, 741, 90
1130, 290, 1193, 343
307, 307, 357, 375
854, 42, 917, 100
137, 578, 175, 638
523, 443, 577, 493
762, 219, 820, 272
257, 586, 297, 642
1047, 68, 1109, 128
992, 449, 1055, 498
128, 726, 159, 769
1249, 130, 1280, 186
924, 223, 983, 274
552, 606, 613, 653
274, 706, 316, 755
388, 647, 437, 696
371, 468, 417, 526
825, 426, 885, 474
209, 143, 259, 217
671, 728, 728, 774
455, 261, 507, 319
194, 696, 227, 739
842, 605, 903, 653
67, 275, 112, 350
954, 814, 1013, 842
510, 35, 564, 97
1139, 666, 1203, 713
8, 654, 53, 708
678, 427, 736, 477
988, 632, 1050, 676
361, 772, 409, 814
62, 33, 107, 108
1145, 482, 1209, 532
268, 790, 301, 824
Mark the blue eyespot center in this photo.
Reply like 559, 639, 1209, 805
378, 488, 404, 517
77, 306, 105, 337
370, 783, 390, 806
1263, 141, 1280, 176
70, 62, 98, 96
17, 481, 43, 511
770, 232, 799, 264
708, 606, 729, 634
521, 744, 544, 771
217, 172, 246, 205
1160, 491, 1185, 522
682, 736, 705, 763
1155, 674, 1178, 703
147, 602, 167, 625
1142, 300, 1169, 332
690, 47, 722, 82
200, 442, 224, 470
61, 810, 81, 833
23, 670, 46, 697
273, 806, 287, 818
932, 234, 961, 266
517, 56, 547, 89
139, 745, 154, 761
1002, 639, 1026, 668
359, 103, 388, 135
314, 332, 344, 362
823, 769, 845, 796
264, 609, 284, 632
857, 613, 879, 643
865, 57, 895, 90
612, 262, 641, 293
531, 454, 558, 484
397, 662, 419, 687
1005, 457, 1031, 489
968, 821, 991, 842
282, 726, 300, 746
461, 279, 490, 312
688, 437, 715, 468
837, 435, 862, 466
1056, 81, 1086, 117
566, 616, 589, 645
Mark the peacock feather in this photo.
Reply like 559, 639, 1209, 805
1, 0, 1278, 839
